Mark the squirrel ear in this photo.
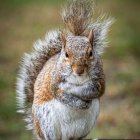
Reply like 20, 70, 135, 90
88, 29, 94, 46
60, 32, 66, 48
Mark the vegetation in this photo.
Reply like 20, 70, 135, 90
0, 0, 140, 139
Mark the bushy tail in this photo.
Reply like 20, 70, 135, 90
62, 0, 94, 35
16, 31, 62, 129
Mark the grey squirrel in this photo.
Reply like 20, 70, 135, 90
16, 0, 113, 139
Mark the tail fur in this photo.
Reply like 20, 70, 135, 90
16, 31, 62, 129
62, 0, 94, 35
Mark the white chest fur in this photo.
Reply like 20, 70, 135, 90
35, 99, 100, 140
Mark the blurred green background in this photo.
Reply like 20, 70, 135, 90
0, 0, 140, 139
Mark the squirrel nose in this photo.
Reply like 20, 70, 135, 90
73, 66, 85, 76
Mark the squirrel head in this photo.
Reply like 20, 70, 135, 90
60, 30, 95, 76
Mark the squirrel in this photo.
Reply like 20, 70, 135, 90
16, 0, 113, 140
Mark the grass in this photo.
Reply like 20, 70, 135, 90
0, 0, 140, 139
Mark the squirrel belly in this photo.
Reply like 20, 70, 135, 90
33, 98, 99, 140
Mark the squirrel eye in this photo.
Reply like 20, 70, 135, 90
89, 51, 93, 57
65, 52, 69, 58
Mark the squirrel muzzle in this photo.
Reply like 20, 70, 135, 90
72, 65, 86, 76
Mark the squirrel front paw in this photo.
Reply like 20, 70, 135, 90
56, 92, 92, 109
